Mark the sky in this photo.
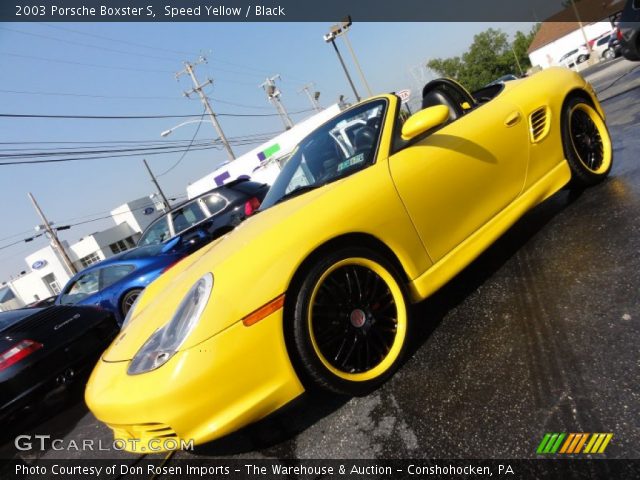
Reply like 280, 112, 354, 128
0, 21, 534, 282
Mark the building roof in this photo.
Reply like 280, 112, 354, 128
528, 0, 623, 53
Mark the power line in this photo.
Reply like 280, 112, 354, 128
0, 133, 279, 159
0, 26, 178, 63
0, 88, 186, 101
0, 51, 173, 73
0, 109, 314, 120
41, 23, 192, 57
157, 110, 207, 177
0, 88, 274, 109
0, 136, 278, 166
0, 133, 281, 146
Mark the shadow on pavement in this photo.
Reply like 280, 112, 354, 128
0, 378, 89, 460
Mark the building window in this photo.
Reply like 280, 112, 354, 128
42, 273, 61, 295
109, 236, 136, 254
79, 252, 102, 268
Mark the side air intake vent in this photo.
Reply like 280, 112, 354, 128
529, 106, 550, 143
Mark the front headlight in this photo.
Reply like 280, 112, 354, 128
127, 273, 213, 375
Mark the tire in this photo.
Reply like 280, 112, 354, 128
603, 49, 614, 60
288, 247, 410, 396
577, 54, 588, 64
561, 96, 613, 188
120, 288, 143, 317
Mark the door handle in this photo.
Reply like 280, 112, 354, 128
504, 111, 522, 127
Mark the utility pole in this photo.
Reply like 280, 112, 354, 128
28, 192, 77, 276
298, 83, 322, 112
260, 75, 294, 130
570, 0, 592, 55
143, 159, 171, 211
177, 56, 235, 161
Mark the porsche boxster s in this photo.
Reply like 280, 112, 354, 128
86, 67, 612, 451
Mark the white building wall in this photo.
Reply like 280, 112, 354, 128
110, 196, 164, 233
187, 104, 343, 199
11, 244, 73, 303
529, 22, 614, 69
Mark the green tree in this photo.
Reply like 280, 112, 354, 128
426, 24, 540, 91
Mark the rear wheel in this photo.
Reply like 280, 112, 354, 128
289, 248, 409, 396
603, 49, 615, 60
120, 289, 143, 317
577, 54, 588, 64
561, 97, 613, 187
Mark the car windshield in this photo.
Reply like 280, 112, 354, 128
260, 99, 386, 209
138, 216, 171, 247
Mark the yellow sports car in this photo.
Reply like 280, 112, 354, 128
86, 67, 612, 452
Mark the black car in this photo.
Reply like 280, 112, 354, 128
619, 0, 640, 61
137, 177, 269, 251
604, 29, 624, 59
0, 305, 118, 422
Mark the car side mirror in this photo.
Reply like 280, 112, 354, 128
401, 105, 450, 141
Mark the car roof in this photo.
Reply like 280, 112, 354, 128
72, 245, 170, 275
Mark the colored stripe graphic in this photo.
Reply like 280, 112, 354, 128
559, 433, 574, 453
574, 433, 589, 453
538, 433, 613, 454
537, 433, 552, 454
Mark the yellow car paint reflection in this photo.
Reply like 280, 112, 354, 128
86, 68, 612, 452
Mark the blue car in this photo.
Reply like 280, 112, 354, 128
55, 179, 269, 326
56, 244, 183, 326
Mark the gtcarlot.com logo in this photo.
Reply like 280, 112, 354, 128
537, 433, 613, 455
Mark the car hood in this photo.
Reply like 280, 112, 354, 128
101, 185, 331, 362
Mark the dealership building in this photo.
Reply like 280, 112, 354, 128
0, 195, 164, 311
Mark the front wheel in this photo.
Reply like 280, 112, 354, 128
577, 54, 588, 64
288, 248, 410, 396
120, 288, 143, 317
561, 97, 613, 188
603, 49, 615, 60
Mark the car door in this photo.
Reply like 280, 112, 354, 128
58, 270, 102, 307
97, 264, 136, 311
388, 100, 529, 262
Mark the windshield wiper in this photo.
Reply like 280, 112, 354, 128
274, 184, 322, 205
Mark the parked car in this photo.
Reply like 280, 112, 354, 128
603, 27, 624, 59
56, 245, 186, 326
558, 45, 590, 68
592, 33, 613, 59
85, 67, 613, 452
137, 177, 268, 249
1, 305, 117, 422
56, 179, 269, 325
619, 0, 640, 61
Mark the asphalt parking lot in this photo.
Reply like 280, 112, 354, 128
2, 58, 639, 463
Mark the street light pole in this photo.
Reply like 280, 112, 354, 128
338, 19, 373, 97
325, 33, 361, 102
